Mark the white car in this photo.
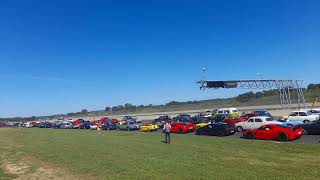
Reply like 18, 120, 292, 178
215, 108, 238, 115
90, 125, 98, 130
308, 109, 320, 116
285, 110, 319, 123
23, 122, 33, 128
235, 116, 281, 132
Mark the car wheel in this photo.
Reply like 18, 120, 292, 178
278, 133, 289, 142
246, 132, 254, 139
302, 128, 308, 135
237, 126, 244, 132
178, 128, 183, 134
303, 120, 310, 124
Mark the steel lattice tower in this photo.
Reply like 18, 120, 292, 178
197, 80, 306, 109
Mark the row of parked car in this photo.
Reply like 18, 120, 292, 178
152, 108, 320, 141
16, 108, 320, 142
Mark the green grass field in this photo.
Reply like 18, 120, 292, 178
0, 128, 320, 180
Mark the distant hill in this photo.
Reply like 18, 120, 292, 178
1, 84, 320, 122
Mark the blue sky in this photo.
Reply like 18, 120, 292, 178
0, 0, 319, 117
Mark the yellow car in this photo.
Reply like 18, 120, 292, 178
118, 121, 127, 125
196, 122, 211, 129
140, 124, 159, 132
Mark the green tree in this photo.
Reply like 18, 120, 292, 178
81, 109, 88, 114
105, 106, 111, 112
124, 103, 137, 112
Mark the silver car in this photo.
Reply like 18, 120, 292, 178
118, 121, 142, 131
60, 122, 74, 129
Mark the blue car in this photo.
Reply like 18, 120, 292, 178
123, 116, 135, 121
79, 121, 91, 129
252, 110, 273, 117
281, 120, 304, 126
102, 121, 117, 130
122, 116, 142, 123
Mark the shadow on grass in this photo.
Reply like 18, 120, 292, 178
161, 140, 170, 144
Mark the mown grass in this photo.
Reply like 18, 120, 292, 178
0, 128, 320, 180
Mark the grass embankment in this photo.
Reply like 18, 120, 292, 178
0, 128, 319, 179
76, 89, 320, 117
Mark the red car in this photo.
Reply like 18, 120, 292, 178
97, 117, 112, 124
110, 118, 119, 123
224, 112, 259, 125
170, 122, 196, 134
91, 117, 119, 125
72, 119, 84, 126
243, 124, 303, 141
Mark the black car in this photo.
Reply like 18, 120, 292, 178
79, 121, 91, 129
173, 114, 192, 123
196, 123, 235, 136
154, 115, 171, 122
212, 114, 230, 123
102, 121, 117, 130
298, 119, 320, 135
191, 116, 211, 125
38, 122, 52, 128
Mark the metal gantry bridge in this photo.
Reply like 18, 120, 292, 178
197, 79, 306, 109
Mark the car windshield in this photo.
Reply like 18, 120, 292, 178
266, 118, 273, 121
307, 111, 312, 115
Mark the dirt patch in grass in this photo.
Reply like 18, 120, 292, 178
1, 157, 86, 180
2, 161, 29, 175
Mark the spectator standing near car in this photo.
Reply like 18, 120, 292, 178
97, 123, 102, 134
163, 122, 172, 144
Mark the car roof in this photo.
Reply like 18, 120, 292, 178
249, 116, 272, 119
292, 110, 308, 112
217, 108, 237, 110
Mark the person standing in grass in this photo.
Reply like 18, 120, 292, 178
163, 122, 172, 144
97, 123, 102, 134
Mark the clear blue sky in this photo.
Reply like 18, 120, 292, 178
0, 0, 319, 117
